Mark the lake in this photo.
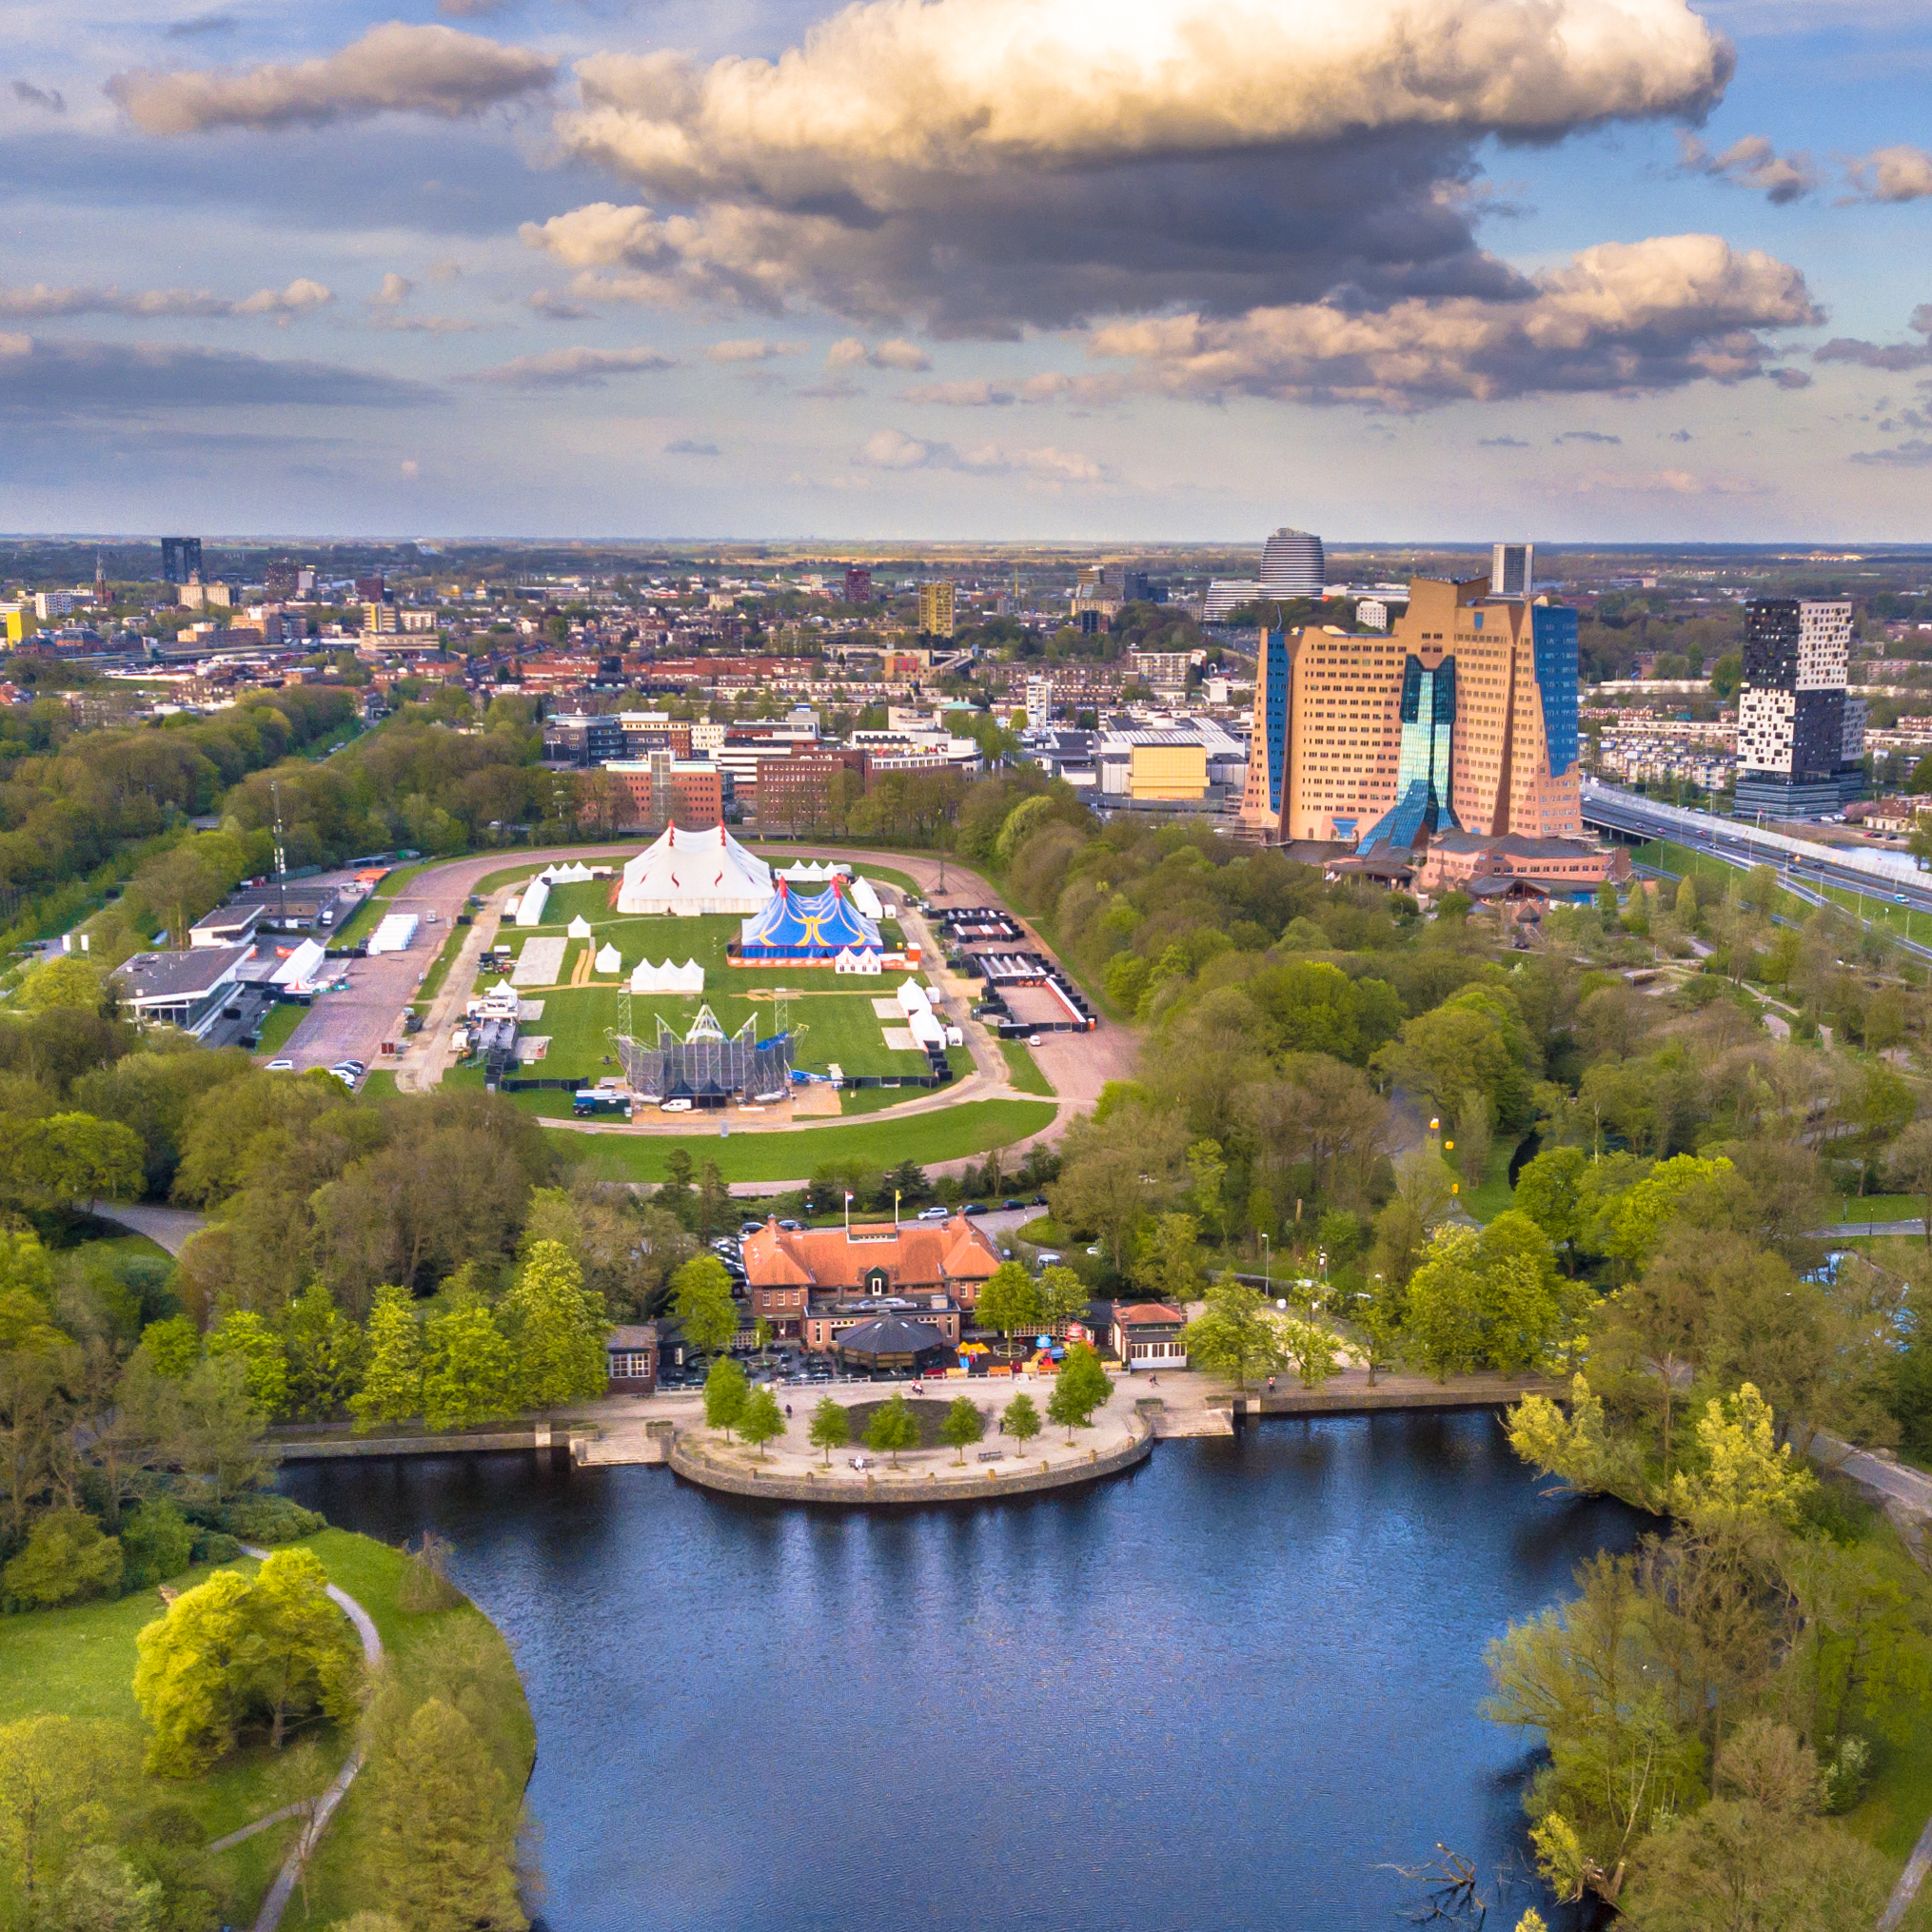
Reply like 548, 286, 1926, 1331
282, 1411, 1642, 1932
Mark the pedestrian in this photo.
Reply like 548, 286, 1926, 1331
785, 1404, 793, 1420
1268, 1375, 1275, 1393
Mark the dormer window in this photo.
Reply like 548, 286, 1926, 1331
866, 1268, 889, 1296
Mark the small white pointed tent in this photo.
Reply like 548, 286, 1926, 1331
628, 957, 707, 994
835, 946, 882, 976
594, 941, 622, 975
617, 823, 773, 917
677, 957, 704, 992
567, 915, 594, 939
542, 861, 595, 884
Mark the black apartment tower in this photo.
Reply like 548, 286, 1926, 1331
1733, 598, 1864, 818
160, 537, 202, 585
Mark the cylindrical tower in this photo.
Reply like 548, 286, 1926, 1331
1259, 526, 1325, 597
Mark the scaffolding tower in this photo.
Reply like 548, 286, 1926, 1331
615, 1011, 794, 1105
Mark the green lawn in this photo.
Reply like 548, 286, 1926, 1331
1460, 1135, 1523, 1223
253, 1001, 306, 1056
998, 1038, 1054, 1095
0, 1528, 533, 1929
414, 923, 471, 1005
547, 1097, 1055, 1182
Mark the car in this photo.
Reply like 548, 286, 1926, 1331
779, 1218, 804, 1232
739, 1221, 766, 1238
1035, 1251, 1063, 1267
337, 1058, 366, 1074
1001, 1198, 1025, 1212
660, 1097, 694, 1114
916, 1204, 951, 1222
1030, 1194, 1049, 1206
266, 1058, 295, 1072
711, 1237, 739, 1253
960, 1202, 988, 1217
329, 1068, 360, 1089
1086, 1244, 1103, 1256
1028, 1035, 1044, 1047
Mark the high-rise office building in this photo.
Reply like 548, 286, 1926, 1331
1238, 562, 1581, 847
843, 565, 873, 605
1734, 599, 1863, 817
160, 537, 202, 586
917, 582, 956, 638
1260, 527, 1325, 597
1490, 543, 1534, 600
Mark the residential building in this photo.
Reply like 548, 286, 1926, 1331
1235, 564, 1584, 847
34, 591, 74, 622
603, 755, 723, 830
1111, 1303, 1189, 1369
1356, 599, 1390, 631
353, 574, 385, 601
363, 601, 399, 635
1131, 650, 1195, 690
1260, 526, 1325, 597
1203, 580, 1265, 621
741, 1212, 1001, 1346
1490, 542, 1534, 600
161, 538, 202, 585
177, 577, 232, 611
918, 582, 956, 638
1734, 599, 1864, 817
843, 565, 873, 605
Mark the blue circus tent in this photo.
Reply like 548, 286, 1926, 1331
738, 877, 883, 960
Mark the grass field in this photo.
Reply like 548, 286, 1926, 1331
546, 1097, 1055, 1182
998, 1038, 1054, 1095
414, 922, 470, 1006
253, 1001, 306, 1055
0, 1527, 533, 1929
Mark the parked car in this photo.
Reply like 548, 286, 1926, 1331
1031, 1194, 1049, 1206
917, 1204, 951, 1222
1028, 1035, 1044, 1047
266, 1058, 295, 1072
960, 1202, 988, 1217
778, 1217, 804, 1232
329, 1067, 360, 1090
338, 1058, 366, 1074
660, 1097, 694, 1114
1001, 1198, 1025, 1212
1035, 1251, 1063, 1267
739, 1221, 765, 1238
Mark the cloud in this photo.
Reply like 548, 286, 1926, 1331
539, 0, 1730, 335
1555, 428, 1623, 444
455, 344, 674, 386
368, 272, 414, 307
704, 337, 798, 362
852, 426, 1101, 481
426, 260, 463, 283
0, 278, 332, 320
825, 337, 930, 371
0, 335, 437, 415
527, 288, 592, 320
664, 437, 719, 455
1813, 305, 1932, 371
1477, 434, 1530, 447
1568, 467, 1765, 495
1678, 131, 1821, 204
368, 313, 481, 334
437, 0, 516, 13
166, 14, 238, 36
1844, 145, 1932, 204
1668, 427, 1693, 441
896, 371, 1122, 406
1086, 234, 1821, 410
1850, 439, 1932, 467
108, 23, 555, 135
11, 81, 64, 113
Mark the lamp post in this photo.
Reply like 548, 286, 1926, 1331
1260, 1232, 1270, 1303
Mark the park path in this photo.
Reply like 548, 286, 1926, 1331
92, 1202, 206, 1255
237, 1547, 384, 1932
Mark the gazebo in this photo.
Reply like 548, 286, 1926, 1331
833, 1315, 952, 1373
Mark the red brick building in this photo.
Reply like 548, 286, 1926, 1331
604, 757, 723, 830
754, 751, 867, 832
742, 1213, 1002, 1344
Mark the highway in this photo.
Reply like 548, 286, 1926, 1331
1581, 780, 1932, 958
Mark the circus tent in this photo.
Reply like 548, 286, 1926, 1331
616, 824, 773, 917
738, 876, 882, 961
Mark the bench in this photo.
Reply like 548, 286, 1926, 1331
977, 1449, 1004, 1463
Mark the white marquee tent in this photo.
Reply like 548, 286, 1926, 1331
617, 824, 773, 917
515, 877, 550, 928
628, 957, 706, 994
567, 915, 594, 939
594, 942, 623, 975
542, 861, 596, 884
835, 947, 882, 976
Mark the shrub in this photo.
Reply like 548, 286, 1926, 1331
188, 1529, 242, 1567
3, 1508, 125, 1608
121, 1501, 195, 1592
181, 1495, 325, 1546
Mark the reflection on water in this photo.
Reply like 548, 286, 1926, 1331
282, 1412, 1641, 1932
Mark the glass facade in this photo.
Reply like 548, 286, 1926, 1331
1361, 655, 1457, 850
1531, 605, 1579, 778
1263, 629, 1291, 813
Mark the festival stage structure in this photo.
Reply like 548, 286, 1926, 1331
736, 875, 882, 965
616, 824, 773, 917
614, 1005, 794, 1105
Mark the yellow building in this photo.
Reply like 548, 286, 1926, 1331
1126, 737, 1208, 801
3, 607, 30, 643
363, 601, 399, 635
917, 582, 956, 639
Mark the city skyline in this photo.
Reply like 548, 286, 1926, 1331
5, 0, 1931, 539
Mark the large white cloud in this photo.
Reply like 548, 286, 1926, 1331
1845, 145, 1932, 203
532, 0, 1733, 334
108, 23, 555, 135
1083, 234, 1818, 406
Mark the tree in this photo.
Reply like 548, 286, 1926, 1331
694, 1160, 732, 1241
704, 1356, 749, 1438
939, 1396, 985, 1464
1046, 1343, 1112, 1439
120, 1501, 194, 1593
975, 1261, 1039, 1361
1513, 1146, 1588, 1270
739, 1386, 783, 1459
501, 1241, 607, 1410
1035, 1265, 1089, 1333
1180, 1278, 1285, 1389
1668, 1383, 1815, 1529
1888, 1115, 1932, 1247
1507, 1375, 1638, 1503
1132, 1212, 1203, 1306
1674, 873, 1700, 925
420, 1295, 518, 1432
670, 1254, 739, 1356
1403, 1224, 1565, 1381
1278, 1317, 1340, 1390
351, 1285, 424, 1431
366, 1699, 524, 1932
863, 1393, 919, 1468
140, 1316, 200, 1380
1003, 1391, 1042, 1448
2, 1507, 124, 1608
807, 1396, 850, 1465
0, 1716, 135, 1921
44, 1845, 160, 1932
20, 956, 111, 1015
282, 1280, 364, 1421
134, 1570, 258, 1777
207, 1311, 289, 1419
1186, 1138, 1226, 1244
244, 1548, 361, 1751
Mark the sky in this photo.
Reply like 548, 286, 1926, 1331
3, 0, 1931, 543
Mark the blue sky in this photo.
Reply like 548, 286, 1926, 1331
3, 0, 1929, 542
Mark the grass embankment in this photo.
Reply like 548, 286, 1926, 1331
548, 1097, 1056, 1183
997, 1038, 1054, 1095
0, 1528, 533, 1929
253, 1001, 306, 1056
414, 922, 472, 1008
1635, 837, 1932, 946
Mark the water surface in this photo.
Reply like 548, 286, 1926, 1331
283, 1412, 1641, 1932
